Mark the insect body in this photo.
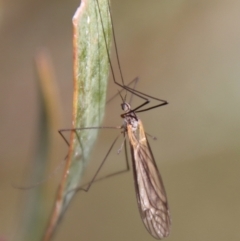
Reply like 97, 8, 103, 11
121, 102, 171, 239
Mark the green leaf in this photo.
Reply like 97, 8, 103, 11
43, 0, 111, 240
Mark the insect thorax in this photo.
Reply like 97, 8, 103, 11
123, 113, 139, 132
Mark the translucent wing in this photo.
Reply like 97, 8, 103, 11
127, 120, 171, 239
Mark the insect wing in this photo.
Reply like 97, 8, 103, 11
128, 120, 171, 239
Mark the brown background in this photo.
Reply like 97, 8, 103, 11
1, 0, 240, 240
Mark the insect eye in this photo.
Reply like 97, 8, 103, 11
121, 103, 129, 112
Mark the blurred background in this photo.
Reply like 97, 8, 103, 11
1, 0, 240, 240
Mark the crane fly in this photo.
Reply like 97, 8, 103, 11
60, 0, 171, 239
120, 99, 171, 239
95, 0, 171, 237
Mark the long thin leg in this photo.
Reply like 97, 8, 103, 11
106, 77, 139, 104
128, 77, 139, 105
68, 134, 130, 194
95, 0, 153, 106
95, 0, 167, 108
95, 0, 168, 115
124, 85, 168, 112
145, 132, 157, 140
58, 126, 122, 147
77, 134, 120, 192
58, 124, 131, 193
